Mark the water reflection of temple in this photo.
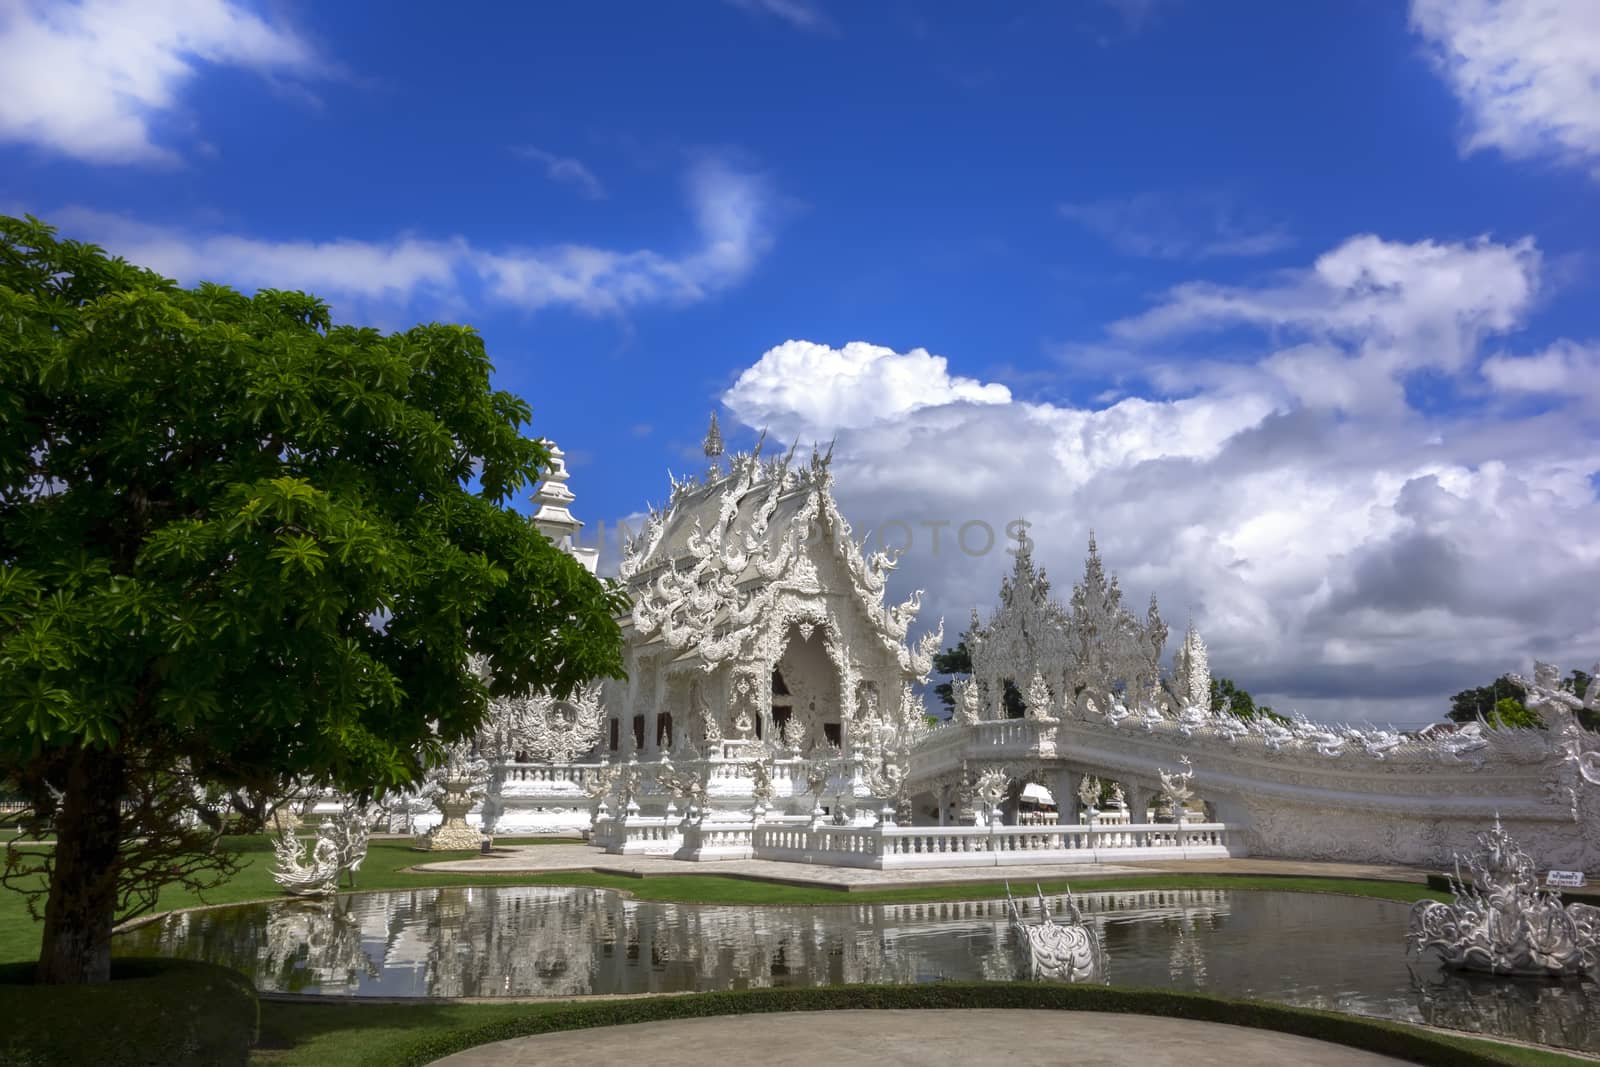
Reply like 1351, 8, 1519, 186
115, 887, 1600, 1055
1413, 971, 1600, 1052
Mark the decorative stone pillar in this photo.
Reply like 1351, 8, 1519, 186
1127, 785, 1150, 825
1052, 770, 1078, 825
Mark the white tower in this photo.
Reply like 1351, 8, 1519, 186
530, 442, 599, 574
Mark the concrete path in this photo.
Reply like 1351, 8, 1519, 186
414, 843, 1430, 891
426, 1009, 1413, 1066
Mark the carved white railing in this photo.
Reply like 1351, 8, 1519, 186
600, 815, 682, 855
498, 762, 604, 787
875, 821, 1231, 868
737, 819, 1235, 869
909, 719, 1050, 780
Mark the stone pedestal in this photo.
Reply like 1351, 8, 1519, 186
417, 777, 483, 851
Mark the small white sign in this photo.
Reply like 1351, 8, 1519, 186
1546, 870, 1587, 888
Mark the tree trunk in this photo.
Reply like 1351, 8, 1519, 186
36, 748, 125, 984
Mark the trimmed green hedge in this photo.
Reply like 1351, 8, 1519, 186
0, 957, 258, 1066
366, 982, 1568, 1067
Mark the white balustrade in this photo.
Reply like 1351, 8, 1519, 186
735, 819, 1234, 869
604, 815, 682, 856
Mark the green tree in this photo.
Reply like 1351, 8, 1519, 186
1447, 671, 1595, 731
930, 637, 1024, 717
0, 216, 628, 984
1487, 696, 1542, 730
1209, 677, 1285, 723
930, 639, 972, 711
1447, 675, 1527, 725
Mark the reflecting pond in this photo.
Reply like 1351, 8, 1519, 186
114, 886, 1600, 1052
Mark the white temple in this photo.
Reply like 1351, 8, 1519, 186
461, 424, 1598, 873
488, 421, 943, 843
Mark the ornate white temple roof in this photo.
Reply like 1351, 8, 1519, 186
619, 423, 941, 679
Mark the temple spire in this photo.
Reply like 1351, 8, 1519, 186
703, 411, 724, 479
529, 441, 599, 573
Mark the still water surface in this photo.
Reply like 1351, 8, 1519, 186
115, 886, 1599, 1052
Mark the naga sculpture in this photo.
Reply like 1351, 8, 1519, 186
1408, 818, 1600, 977
1158, 755, 1196, 823
1005, 882, 1108, 983
272, 806, 371, 896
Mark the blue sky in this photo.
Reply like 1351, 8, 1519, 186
3, 0, 1598, 723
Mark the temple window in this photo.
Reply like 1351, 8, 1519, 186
608, 718, 619, 752
656, 712, 673, 748
823, 722, 841, 747
631, 714, 645, 750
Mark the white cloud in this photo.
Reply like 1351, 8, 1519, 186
723, 340, 1012, 436
1058, 191, 1293, 261
49, 159, 775, 316
1411, 0, 1600, 179
1482, 339, 1600, 397
0, 0, 320, 165
1112, 234, 1540, 412
717, 237, 1600, 725
724, 0, 835, 33
514, 147, 606, 200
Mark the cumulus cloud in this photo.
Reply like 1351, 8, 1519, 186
1058, 191, 1293, 261
723, 340, 1012, 436
48, 159, 775, 316
1411, 0, 1600, 179
1482, 339, 1600, 398
513, 146, 606, 200
0, 0, 321, 165
1113, 234, 1541, 412
717, 238, 1600, 726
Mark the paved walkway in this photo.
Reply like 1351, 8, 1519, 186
414, 843, 1430, 891
427, 1010, 1413, 1066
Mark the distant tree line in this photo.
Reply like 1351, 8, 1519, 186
1447, 669, 1595, 731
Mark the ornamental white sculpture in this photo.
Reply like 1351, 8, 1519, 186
1158, 755, 1196, 823
953, 677, 982, 726
1077, 773, 1100, 809
419, 735, 489, 851
271, 805, 371, 896
272, 824, 340, 896
973, 767, 1010, 823
1408, 818, 1600, 977
1513, 661, 1600, 816
1005, 882, 1108, 983
1023, 672, 1057, 722
1172, 617, 1210, 711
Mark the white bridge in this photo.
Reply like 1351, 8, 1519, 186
902, 709, 1600, 872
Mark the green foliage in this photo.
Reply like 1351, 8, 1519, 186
1447, 671, 1596, 731
1449, 675, 1528, 725
0, 215, 627, 979
0, 957, 258, 1065
930, 636, 1024, 717
1488, 697, 1542, 730
1208, 678, 1284, 723
930, 640, 972, 708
